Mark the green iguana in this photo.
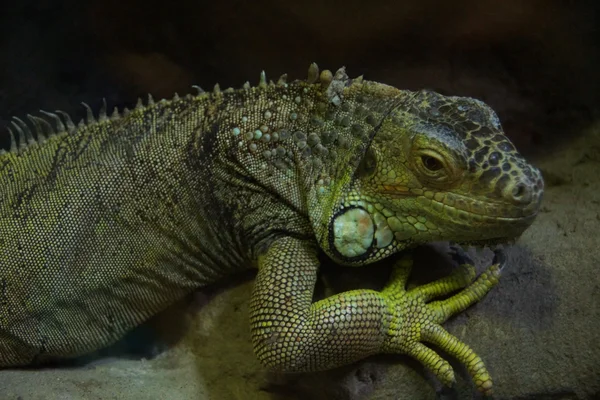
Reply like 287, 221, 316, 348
0, 64, 543, 396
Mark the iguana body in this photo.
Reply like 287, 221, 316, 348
0, 64, 543, 395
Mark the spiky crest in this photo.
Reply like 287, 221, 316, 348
0, 63, 343, 156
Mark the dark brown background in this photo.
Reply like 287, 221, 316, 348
1, 0, 599, 154
0, 2, 599, 399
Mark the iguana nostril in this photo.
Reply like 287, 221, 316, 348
510, 183, 531, 204
513, 184, 525, 197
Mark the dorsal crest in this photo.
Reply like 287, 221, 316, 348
0, 63, 348, 156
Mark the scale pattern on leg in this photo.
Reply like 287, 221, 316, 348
250, 236, 391, 371
250, 237, 503, 396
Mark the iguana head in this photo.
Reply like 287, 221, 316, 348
326, 88, 543, 264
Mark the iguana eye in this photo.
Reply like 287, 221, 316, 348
421, 155, 443, 171
414, 150, 454, 184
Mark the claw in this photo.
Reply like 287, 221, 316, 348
493, 249, 507, 271
449, 245, 474, 266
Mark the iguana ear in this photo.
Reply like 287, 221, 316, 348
356, 146, 378, 178
301, 71, 403, 264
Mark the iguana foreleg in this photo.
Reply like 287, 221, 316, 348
251, 236, 389, 370
250, 237, 502, 395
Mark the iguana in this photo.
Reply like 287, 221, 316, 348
0, 63, 543, 396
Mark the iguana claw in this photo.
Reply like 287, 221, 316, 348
449, 244, 475, 266
493, 248, 507, 271
381, 250, 503, 396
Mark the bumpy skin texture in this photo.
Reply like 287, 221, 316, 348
0, 64, 543, 395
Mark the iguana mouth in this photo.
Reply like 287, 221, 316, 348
381, 189, 539, 221
427, 200, 539, 233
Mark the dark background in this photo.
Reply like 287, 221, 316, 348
0, 2, 599, 398
0, 0, 599, 154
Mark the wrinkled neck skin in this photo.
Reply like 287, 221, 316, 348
304, 81, 407, 265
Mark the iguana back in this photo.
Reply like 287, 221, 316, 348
0, 93, 250, 364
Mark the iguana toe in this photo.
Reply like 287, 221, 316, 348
382, 250, 501, 395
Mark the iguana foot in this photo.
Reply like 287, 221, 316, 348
381, 246, 505, 396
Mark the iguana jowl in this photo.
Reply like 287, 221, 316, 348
0, 64, 543, 395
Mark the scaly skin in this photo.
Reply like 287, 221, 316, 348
0, 64, 543, 395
